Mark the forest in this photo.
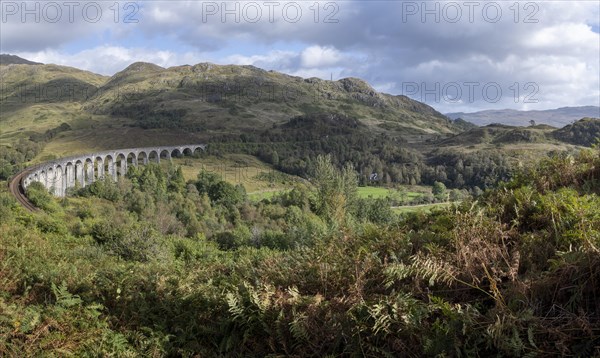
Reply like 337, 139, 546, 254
204, 113, 516, 192
0, 145, 599, 356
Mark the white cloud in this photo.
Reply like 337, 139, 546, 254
225, 50, 298, 69
148, 6, 181, 24
526, 23, 599, 52
300, 46, 342, 68
225, 48, 347, 79
15, 46, 204, 75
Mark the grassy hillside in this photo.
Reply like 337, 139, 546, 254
553, 117, 600, 146
0, 60, 457, 151
427, 123, 589, 179
0, 63, 110, 146
170, 154, 301, 194
83, 62, 456, 136
437, 123, 564, 147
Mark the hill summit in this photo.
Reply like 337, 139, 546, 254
0, 54, 43, 65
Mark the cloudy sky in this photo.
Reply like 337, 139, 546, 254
1, 0, 599, 112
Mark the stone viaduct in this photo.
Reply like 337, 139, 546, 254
22, 144, 206, 197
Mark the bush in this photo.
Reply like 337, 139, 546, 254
255, 230, 291, 250
354, 197, 395, 224
0, 192, 17, 220
25, 182, 59, 212
106, 226, 164, 262
213, 226, 252, 250
84, 177, 121, 202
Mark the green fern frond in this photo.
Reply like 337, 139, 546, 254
51, 281, 82, 308
289, 312, 310, 344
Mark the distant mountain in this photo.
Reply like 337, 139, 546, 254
433, 118, 600, 150
446, 106, 600, 127
0, 54, 43, 65
451, 118, 478, 131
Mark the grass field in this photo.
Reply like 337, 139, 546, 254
169, 154, 299, 194
357, 186, 393, 198
357, 185, 431, 199
358, 186, 452, 214
247, 189, 288, 201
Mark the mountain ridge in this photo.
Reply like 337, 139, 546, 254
80, 59, 457, 136
0, 54, 43, 65
446, 106, 600, 127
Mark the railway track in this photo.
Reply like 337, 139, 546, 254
8, 169, 39, 212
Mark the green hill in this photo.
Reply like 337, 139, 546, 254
0, 58, 466, 188
1, 59, 458, 152
0, 62, 109, 145
433, 118, 599, 151
436, 123, 560, 147
553, 117, 600, 146
0, 63, 107, 110
83, 61, 456, 136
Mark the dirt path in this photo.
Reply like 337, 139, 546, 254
391, 202, 451, 210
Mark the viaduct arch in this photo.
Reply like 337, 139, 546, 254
21, 144, 206, 197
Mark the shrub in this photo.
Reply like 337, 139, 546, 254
25, 181, 59, 212
84, 177, 121, 202
255, 230, 291, 250
213, 226, 252, 250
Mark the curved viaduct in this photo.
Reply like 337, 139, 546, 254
18, 144, 206, 199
